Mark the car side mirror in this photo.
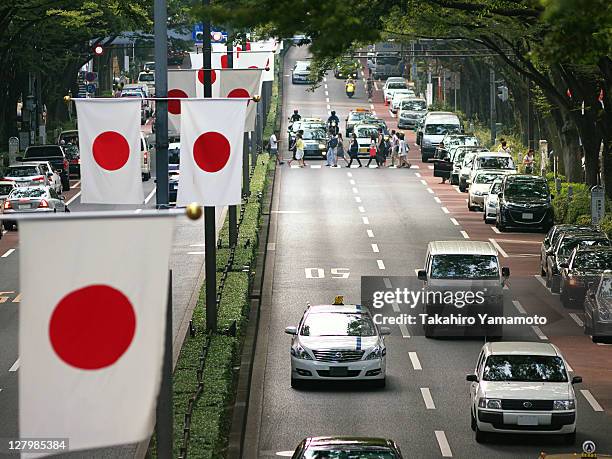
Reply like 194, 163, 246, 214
284, 326, 298, 335
502, 267, 510, 278
571, 376, 582, 384
380, 327, 391, 336
466, 374, 478, 382
16, 156, 23, 162
559, 262, 569, 269
60, 195, 65, 201
417, 269, 427, 281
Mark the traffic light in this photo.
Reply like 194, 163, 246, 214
93, 44, 104, 56
497, 85, 509, 102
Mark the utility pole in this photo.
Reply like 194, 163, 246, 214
489, 68, 496, 144
154, 0, 169, 207
202, 0, 217, 333
226, 29, 238, 248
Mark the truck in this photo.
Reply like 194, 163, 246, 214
370, 41, 404, 80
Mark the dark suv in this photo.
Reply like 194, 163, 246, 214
18, 145, 70, 191
496, 175, 554, 232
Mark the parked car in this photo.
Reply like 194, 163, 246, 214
390, 90, 415, 113
468, 170, 510, 211
559, 246, 612, 307
452, 147, 489, 186
465, 152, 516, 190
57, 129, 78, 145
137, 71, 155, 95
140, 133, 151, 181
291, 437, 404, 458
483, 179, 504, 223
540, 224, 596, 277
496, 175, 554, 232
397, 98, 427, 129
545, 231, 610, 293
420, 112, 462, 162
467, 341, 580, 444
382, 78, 408, 104
584, 273, 612, 343
284, 302, 390, 388
168, 142, 180, 203
3, 163, 49, 188
0, 180, 16, 201
2, 186, 68, 230
457, 151, 479, 192
292, 60, 312, 84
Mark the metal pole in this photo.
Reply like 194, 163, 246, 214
155, 270, 173, 458
243, 132, 250, 197
202, 0, 217, 333
526, 79, 532, 150
490, 68, 496, 144
154, 0, 169, 207
227, 30, 238, 248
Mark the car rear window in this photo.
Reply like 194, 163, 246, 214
574, 251, 612, 270
430, 254, 499, 279
304, 448, 398, 459
425, 124, 460, 135
25, 146, 63, 158
477, 156, 515, 170
483, 355, 568, 382
558, 237, 610, 256
10, 187, 47, 198
7, 166, 39, 177
300, 312, 376, 337
386, 82, 406, 89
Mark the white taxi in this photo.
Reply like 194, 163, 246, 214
353, 124, 381, 156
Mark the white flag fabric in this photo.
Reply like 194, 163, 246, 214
74, 99, 144, 204
168, 69, 197, 135
19, 214, 175, 453
177, 99, 247, 206
234, 50, 274, 82
189, 51, 228, 70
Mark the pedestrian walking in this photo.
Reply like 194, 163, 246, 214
376, 132, 388, 167
336, 133, 348, 166
523, 148, 535, 174
498, 139, 512, 155
390, 130, 400, 167
366, 136, 378, 167
398, 132, 411, 168
287, 134, 297, 166
290, 110, 301, 122
269, 130, 284, 165
294, 132, 305, 167
347, 133, 363, 167
326, 133, 338, 167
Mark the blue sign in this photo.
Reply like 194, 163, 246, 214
86, 84, 96, 93
192, 24, 227, 43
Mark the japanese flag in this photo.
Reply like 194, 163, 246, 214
168, 69, 197, 135
189, 51, 229, 70
177, 99, 247, 206
74, 99, 144, 204
234, 50, 274, 82
19, 213, 175, 453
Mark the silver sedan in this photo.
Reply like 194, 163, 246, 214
2, 186, 68, 230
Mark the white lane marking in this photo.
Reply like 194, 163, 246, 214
450, 218, 459, 226
489, 238, 509, 258
569, 313, 584, 327
275, 451, 294, 457
325, 90, 329, 96
409, 352, 422, 370
420, 179, 427, 186
399, 323, 411, 338
324, 83, 328, 89
310, 165, 321, 169
377, 259, 385, 270
134, 208, 143, 214
421, 388, 436, 409
460, 231, 470, 239
358, 206, 365, 213
9, 358, 19, 372
535, 275, 547, 288
187, 251, 205, 255
434, 197, 441, 204
491, 226, 501, 234
435, 431, 453, 458
391, 301, 400, 312
352, 187, 359, 194
325, 97, 330, 103
326, 104, 331, 110
355, 196, 362, 203
66, 191, 81, 205
581, 390, 604, 412
290, 165, 301, 168
71, 180, 81, 189
267, 243, 276, 251
367, 229, 374, 238
383, 278, 392, 288
370, 103, 375, 110
415, 172, 422, 177
362, 217, 370, 225
371, 243, 379, 253
144, 188, 156, 204
532, 326, 548, 340
441, 207, 450, 214
190, 243, 205, 247
512, 300, 526, 314
373, 82, 379, 90
411, 165, 420, 169
323, 77, 327, 82
349, 179, 356, 185
347, 172, 353, 177
427, 188, 434, 194
1, 249, 15, 258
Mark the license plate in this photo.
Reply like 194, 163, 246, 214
19, 203, 31, 209
329, 367, 348, 377
517, 415, 538, 426
522, 212, 534, 219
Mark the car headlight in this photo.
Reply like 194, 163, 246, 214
478, 398, 502, 409
598, 305, 611, 321
553, 400, 575, 410
291, 344, 312, 360
365, 345, 386, 360
318, 143, 326, 150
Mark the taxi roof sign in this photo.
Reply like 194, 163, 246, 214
332, 295, 344, 305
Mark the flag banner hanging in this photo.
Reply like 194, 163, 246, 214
168, 69, 197, 135
19, 214, 175, 453
177, 99, 247, 206
74, 99, 144, 204
189, 51, 228, 70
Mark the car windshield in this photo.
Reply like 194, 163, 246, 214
425, 124, 460, 135
599, 277, 612, 298
430, 254, 499, 279
121, 92, 143, 98
303, 129, 326, 140
574, 251, 612, 270
25, 146, 63, 158
304, 448, 398, 459
490, 182, 502, 193
477, 156, 515, 170
10, 187, 47, 198
348, 112, 370, 121
386, 82, 406, 89
139, 73, 154, 82
402, 100, 427, 111
356, 127, 379, 138
0, 184, 14, 195
483, 355, 568, 382
558, 237, 610, 256
295, 63, 310, 71
7, 166, 39, 177
300, 312, 377, 337
505, 180, 549, 199
168, 148, 180, 165
475, 172, 503, 184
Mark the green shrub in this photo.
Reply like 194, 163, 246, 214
601, 215, 612, 238
575, 214, 592, 225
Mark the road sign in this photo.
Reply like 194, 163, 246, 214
86, 84, 96, 94
192, 24, 227, 44
591, 185, 605, 225
85, 71, 97, 83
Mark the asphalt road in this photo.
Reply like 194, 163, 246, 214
244, 45, 612, 458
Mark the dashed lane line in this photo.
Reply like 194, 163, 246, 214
415, 172, 422, 177
409, 352, 422, 370
569, 313, 584, 327
377, 259, 385, 270
383, 278, 392, 288
450, 218, 459, 226
581, 390, 604, 412
491, 226, 501, 234
441, 207, 449, 214
355, 196, 362, 203
532, 326, 548, 340
310, 165, 321, 169
352, 187, 359, 194
512, 300, 526, 314
349, 179, 356, 185
358, 206, 366, 213
367, 229, 374, 238
489, 238, 509, 258
420, 179, 427, 186
460, 231, 470, 239
362, 217, 370, 225
421, 388, 436, 409
434, 197, 442, 204
371, 243, 379, 253
399, 323, 411, 338
9, 358, 19, 372
347, 172, 353, 177
427, 188, 434, 194
1, 249, 15, 258
435, 431, 453, 457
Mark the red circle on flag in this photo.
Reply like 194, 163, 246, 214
193, 132, 230, 173
92, 131, 130, 171
49, 285, 136, 370
168, 89, 188, 114
228, 87, 250, 106
197, 69, 217, 85
221, 55, 229, 69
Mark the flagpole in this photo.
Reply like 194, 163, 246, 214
155, 269, 173, 457
227, 28, 239, 248
154, 0, 169, 207
202, 0, 217, 333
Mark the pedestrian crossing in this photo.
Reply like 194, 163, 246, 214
287, 164, 420, 169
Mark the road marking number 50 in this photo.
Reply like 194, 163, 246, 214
305, 268, 350, 279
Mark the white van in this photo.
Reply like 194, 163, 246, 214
420, 112, 462, 162
140, 133, 151, 181
466, 152, 516, 187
